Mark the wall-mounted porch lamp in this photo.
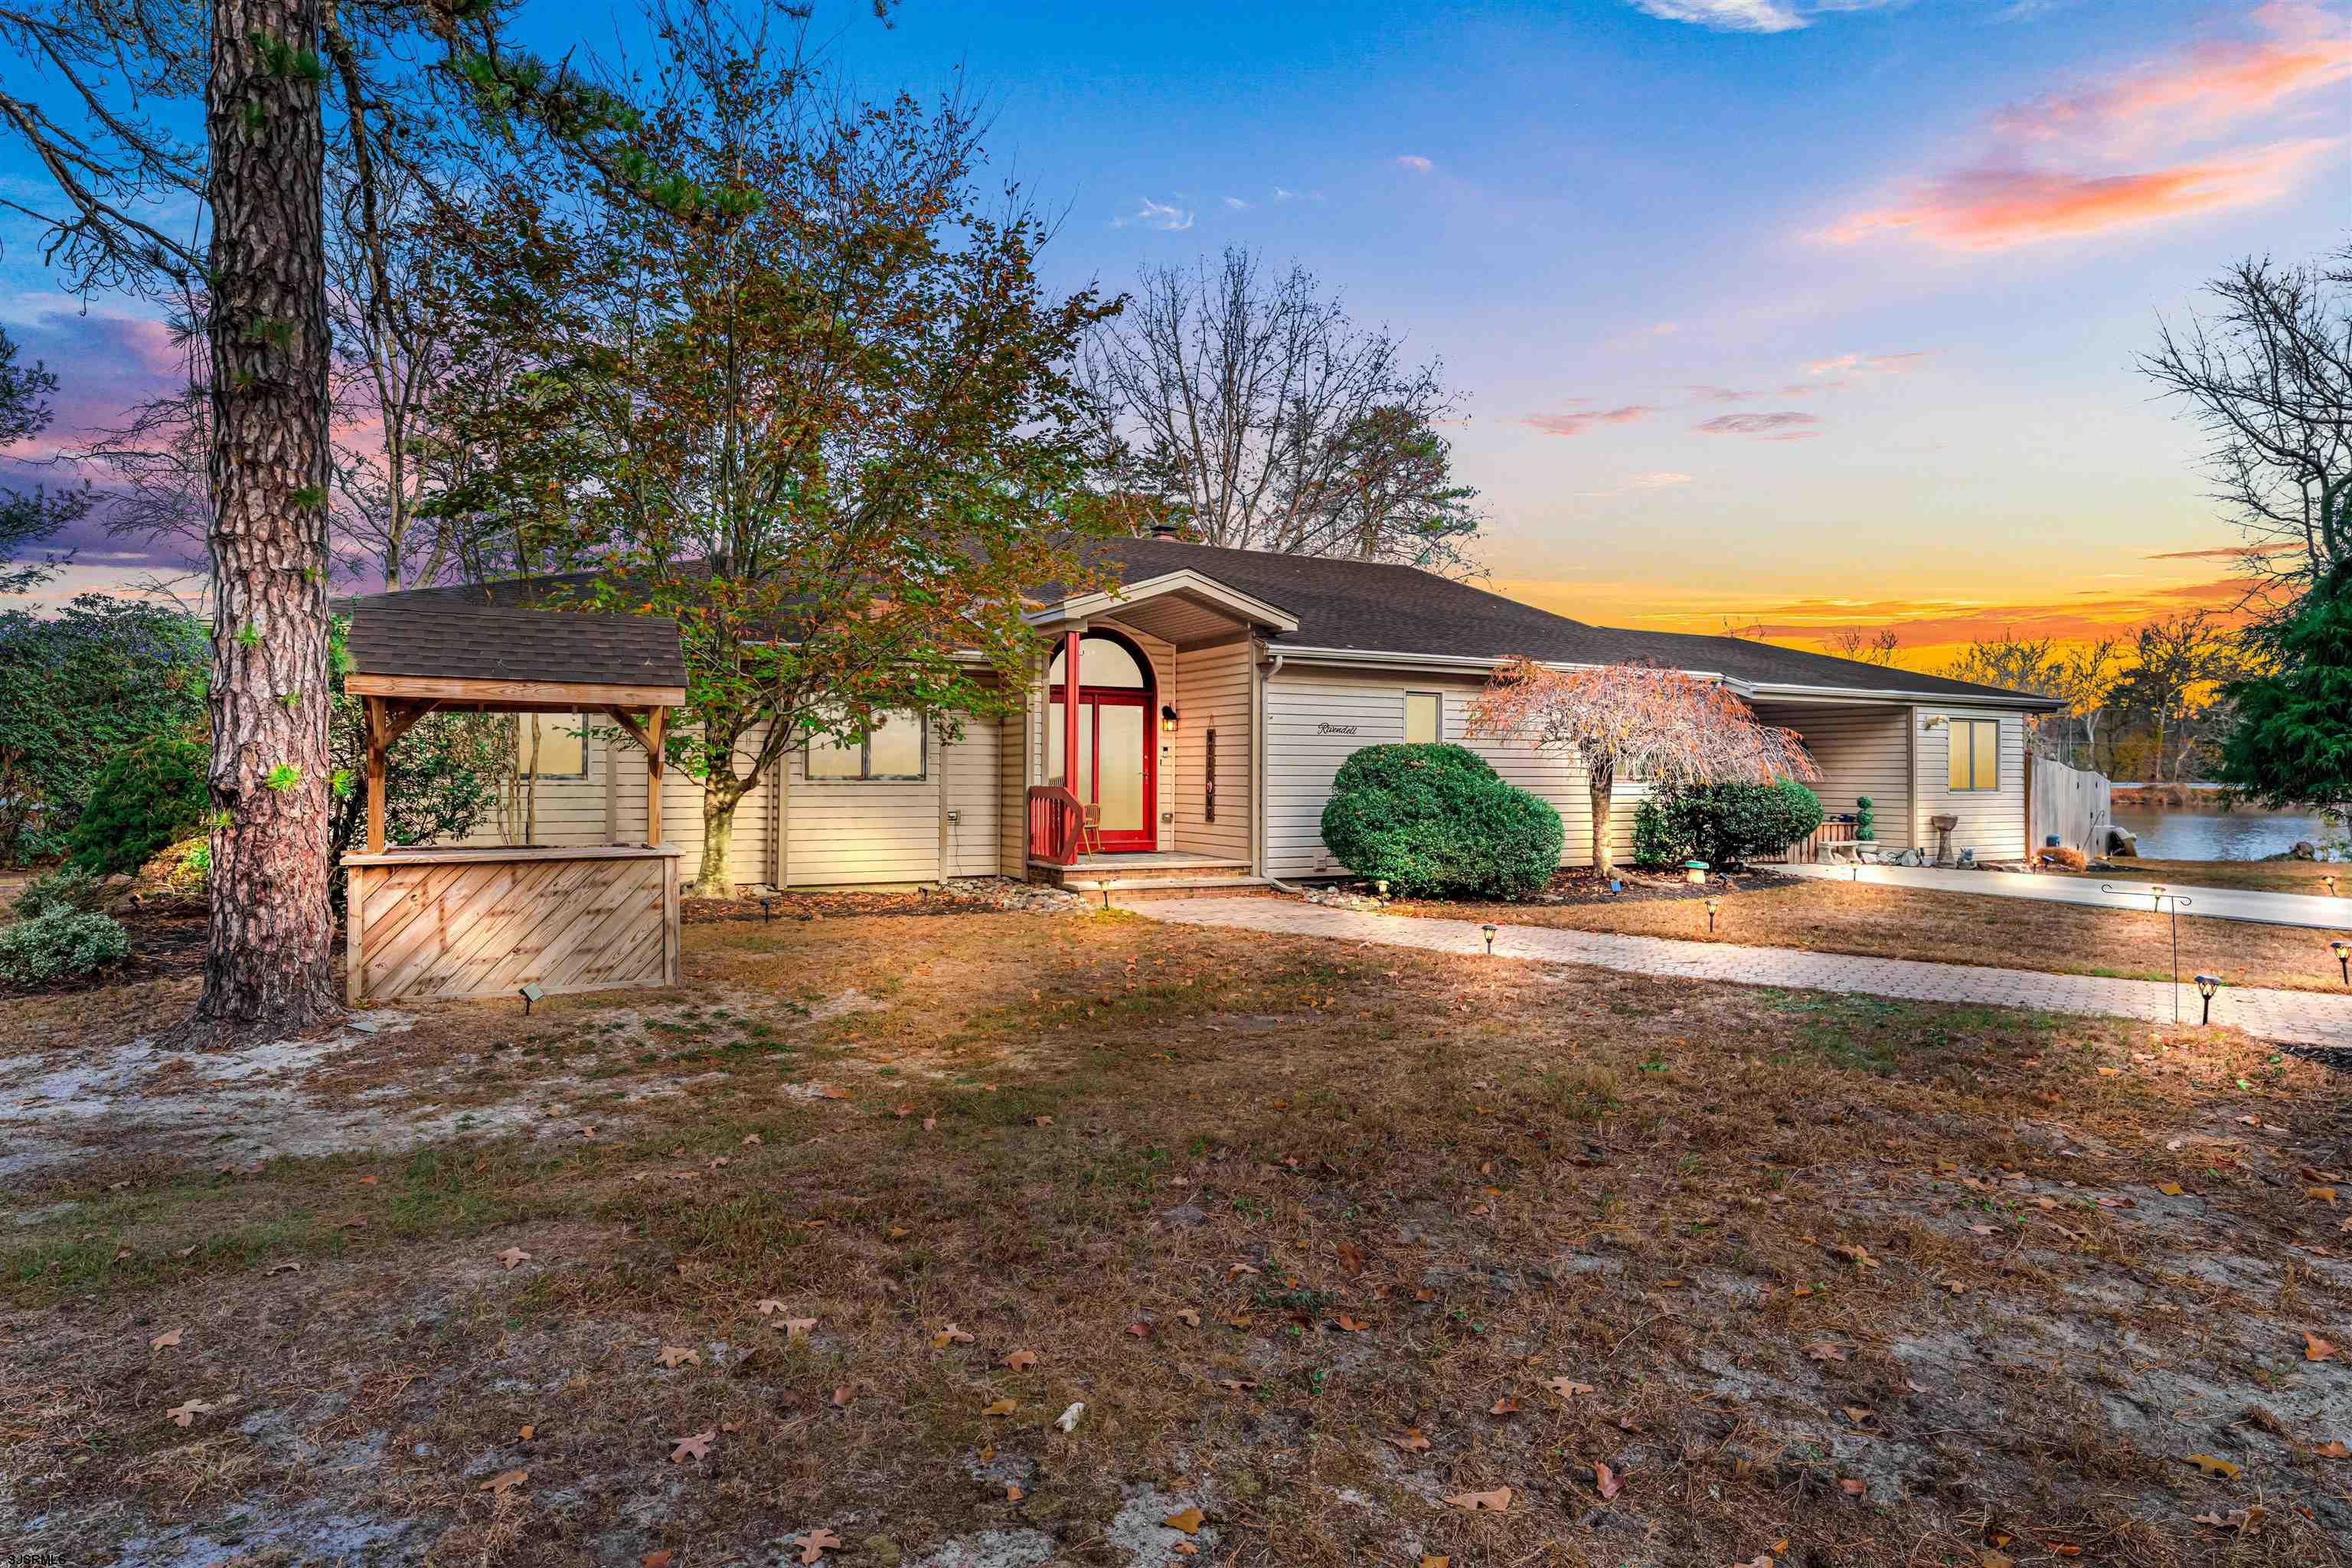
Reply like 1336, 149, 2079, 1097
2194, 973, 2219, 1026
1161, 704, 1179, 734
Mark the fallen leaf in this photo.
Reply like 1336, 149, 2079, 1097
149, 1327, 184, 1351
2308, 1187, 2338, 1204
1488, 1396, 1520, 1416
1980, 1553, 2014, 1568
831, 1385, 851, 1408
267, 1261, 301, 1276
1162, 1506, 1204, 1534
2305, 1331, 2340, 1363
1333, 1313, 1370, 1332
165, 1397, 213, 1427
2184, 1452, 2243, 1480
2301, 1439, 2349, 1459
2153, 1181, 2184, 1196
742, 1133, 762, 1145
1006, 1482, 1024, 1502
1544, 1377, 1594, 1398
496, 1247, 531, 1270
1214, 1378, 1257, 1393
669, 1429, 715, 1463
1803, 1342, 1850, 1363
1838, 1478, 1867, 1497
1444, 1487, 1512, 1511
481, 1468, 528, 1494
1175, 1308, 1201, 1327
1033, 1115, 1053, 1127
1387, 1427, 1431, 1452
1841, 1406, 1879, 1428
795, 1527, 841, 1563
2049, 1546, 2082, 1558
1335, 1240, 1367, 1275
981, 1398, 1017, 1417
932, 1325, 975, 1348
1004, 1349, 1040, 1370
655, 1346, 700, 1368
642, 1551, 672, 1568
922, 1116, 937, 1131
1421, 1559, 1450, 1568
519, 1424, 536, 1440
781, 1317, 817, 1338
2193, 1504, 2268, 1534
888, 1226, 910, 1240
1594, 1462, 1623, 1499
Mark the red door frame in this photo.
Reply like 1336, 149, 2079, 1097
1053, 629, 1158, 854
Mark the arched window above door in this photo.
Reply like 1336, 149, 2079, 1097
1049, 632, 1148, 690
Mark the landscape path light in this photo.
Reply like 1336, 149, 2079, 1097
1481, 923, 1498, 956
1704, 897, 1720, 934
2333, 938, 2350, 986
519, 982, 545, 1017
2194, 974, 2219, 1026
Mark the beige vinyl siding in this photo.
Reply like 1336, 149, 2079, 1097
1262, 668, 1650, 879
782, 724, 938, 885
999, 702, 1031, 874
941, 711, 1002, 877
1759, 704, 1914, 852
1916, 706, 2029, 861
1171, 640, 1251, 860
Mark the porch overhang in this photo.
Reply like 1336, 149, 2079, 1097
1024, 569, 1298, 648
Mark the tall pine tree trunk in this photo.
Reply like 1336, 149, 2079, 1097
184, 0, 339, 1038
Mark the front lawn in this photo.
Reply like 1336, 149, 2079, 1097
1393, 877, 2352, 994
2, 904, 2346, 1566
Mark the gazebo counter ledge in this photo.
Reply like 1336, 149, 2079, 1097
342, 841, 683, 1006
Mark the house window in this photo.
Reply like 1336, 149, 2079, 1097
808, 712, 927, 781
1404, 691, 1442, 744
1947, 719, 1999, 792
517, 714, 586, 779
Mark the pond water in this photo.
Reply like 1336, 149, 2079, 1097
2110, 804, 2341, 861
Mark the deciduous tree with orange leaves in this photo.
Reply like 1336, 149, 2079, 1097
1468, 658, 1816, 878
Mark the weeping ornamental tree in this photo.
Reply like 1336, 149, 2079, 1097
1468, 658, 1818, 879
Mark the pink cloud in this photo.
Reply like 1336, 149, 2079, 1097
1802, 351, 1927, 375
1824, 5, 2346, 252
1523, 405, 1656, 436
1824, 140, 2332, 250
1993, 3, 2351, 147
1696, 410, 1819, 436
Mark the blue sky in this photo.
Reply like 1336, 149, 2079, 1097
4, 0, 2346, 658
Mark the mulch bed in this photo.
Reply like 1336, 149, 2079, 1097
0, 897, 212, 998
681, 887, 1025, 924
1387, 864, 1802, 913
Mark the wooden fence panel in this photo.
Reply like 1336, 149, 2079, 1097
2031, 756, 2112, 857
345, 845, 681, 1004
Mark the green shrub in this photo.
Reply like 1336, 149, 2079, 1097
0, 905, 129, 985
1631, 800, 1681, 870
1328, 742, 1500, 796
1642, 777, 1824, 867
64, 737, 209, 877
12, 864, 109, 919
1321, 743, 1563, 897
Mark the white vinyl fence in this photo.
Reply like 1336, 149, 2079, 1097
2032, 756, 2112, 858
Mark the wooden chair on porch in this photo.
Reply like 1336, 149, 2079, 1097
1080, 802, 1107, 858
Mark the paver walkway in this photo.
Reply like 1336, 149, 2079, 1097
1780, 860, 2352, 932
1118, 896, 2352, 1050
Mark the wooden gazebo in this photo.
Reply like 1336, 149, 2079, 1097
340, 603, 689, 1005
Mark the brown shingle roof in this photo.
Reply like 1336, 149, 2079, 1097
345, 602, 687, 691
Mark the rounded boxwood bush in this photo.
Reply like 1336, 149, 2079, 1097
66, 737, 209, 878
0, 905, 129, 986
1321, 743, 1563, 897
11, 864, 109, 920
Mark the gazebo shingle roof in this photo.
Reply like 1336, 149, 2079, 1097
345, 602, 688, 691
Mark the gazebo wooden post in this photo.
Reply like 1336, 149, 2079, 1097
645, 706, 667, 847
362, 696, 388, 854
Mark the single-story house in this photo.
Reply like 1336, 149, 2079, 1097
344, 536, 2063, 890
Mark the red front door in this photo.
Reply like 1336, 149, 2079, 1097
1048, 686, 1155, 852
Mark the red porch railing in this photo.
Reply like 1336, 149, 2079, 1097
1026, 786, 1084, 866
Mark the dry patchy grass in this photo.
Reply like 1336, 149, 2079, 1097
2043, 858, 2349, 898
1395, 878, 2352, 994
1, 905, 2347, 1567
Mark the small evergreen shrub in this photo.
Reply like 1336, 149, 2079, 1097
0, 906, 129, 985
1321, 743, 1563, 897
66, 737, 210, 877
12, 864, 109, 919
1641, 778, 1824, 867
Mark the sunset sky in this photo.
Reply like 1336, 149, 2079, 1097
2, 0, 2345, 670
